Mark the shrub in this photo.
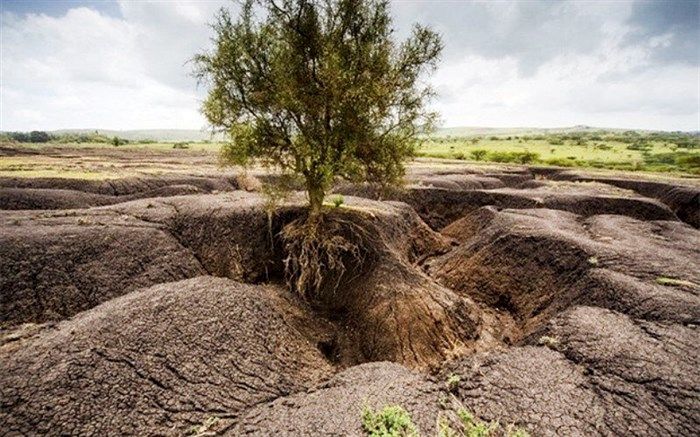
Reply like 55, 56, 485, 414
488, 151, 540, 164
543, 158, 576, 167
627, 142, 651, 151
29, 131, 51, 143
362, 405, 419, 437
456, 408, 499, 437
470, 150, 488, 161
173, 142, 190, 149
362, 402, 530, 437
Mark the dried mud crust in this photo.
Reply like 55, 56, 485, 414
336, 180, 678, 230
2, 168, 699, 435
281, 203, 481, 369
0, 276, 336, 436
0, 211, 205, 325
0, 175, 242, 210
0, 192, 285, 325
0, 184, 207, 210
427, 207, 700, 337
0, 175, 237, 196
441, 306, 700, 436
230, 361, 442, 436
532, 168, 700, 228
1, 192, 480, 369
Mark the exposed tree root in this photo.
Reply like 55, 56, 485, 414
280, 210, 371, 303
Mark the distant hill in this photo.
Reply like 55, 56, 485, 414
430, 125, 656, 138
35, 126, 689, 142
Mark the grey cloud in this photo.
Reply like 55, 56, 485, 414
623, 0, 700, 65
391, 0, 619, 75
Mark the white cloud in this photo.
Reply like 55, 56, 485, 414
1, 3, 219, 131
430, 19, 700, 131
1, 1, 698, 132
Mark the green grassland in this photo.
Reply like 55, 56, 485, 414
2, 127, 699, 176
417, 130, 700, 175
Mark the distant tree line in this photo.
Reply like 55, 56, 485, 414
0, 131, 133, 145
430, 130, 699, 149
1, 131, 53, 143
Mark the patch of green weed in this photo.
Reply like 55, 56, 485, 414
362, 404, 419, 437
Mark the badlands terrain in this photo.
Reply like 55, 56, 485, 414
1, 144, 698, 435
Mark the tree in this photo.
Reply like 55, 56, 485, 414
194, 0, 442, 214
29, 131, 51, 143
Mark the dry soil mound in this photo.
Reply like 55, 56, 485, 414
0, 276, 335, 436
428, 207, 700, 338
231, 361, 441, 436
336, 180, 678, 230
534, 169, 700, 228
116, 193, 482, 368
2, 170, 698, 436
441, 305, 700, 436
0, 175, 236, 196
0, 185, 206, 210
0, 211, 204, 325
2, 192, 479, 369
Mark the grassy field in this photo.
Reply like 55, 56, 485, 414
2, 127, 699, 177
417, 131, 700, 175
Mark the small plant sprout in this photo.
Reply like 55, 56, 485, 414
655, 276, 697, 288
456, 408, 499, 437
188, 416, 220, 436
361, 404, 419, 437
538, 335, 560, 349
505, 424, 531, 437
446, 374, 461, 393
331, 195, 345, 208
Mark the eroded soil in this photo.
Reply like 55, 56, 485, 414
1, 145, 699, 436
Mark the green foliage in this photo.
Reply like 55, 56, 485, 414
446, 374, 461, 393
361, 401, 530, 437
362, 405, 419, 437
488, 151, 540, 164
111, 136, 129, 147
194, 0, 442, 213
29, 131, 51, 143
330, 195, 345, 208
3, 131, 53, 143
626, 142, 651, 151
437, 407, 529, 437
418, 130, 699, 175
469, 149, 487, 161
54, 131, 110, 143
173, 142, 190, 149
456, 409, 499, 437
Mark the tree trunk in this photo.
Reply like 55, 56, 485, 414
307, 180, 325, 216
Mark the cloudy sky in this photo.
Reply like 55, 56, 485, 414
1, 0, 698, 131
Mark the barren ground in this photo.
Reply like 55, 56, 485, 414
1, 144, 699, 436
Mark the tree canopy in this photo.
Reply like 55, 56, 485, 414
194, 0, 443, 213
